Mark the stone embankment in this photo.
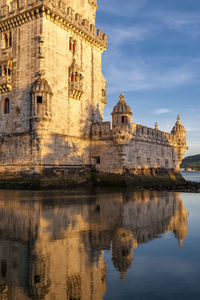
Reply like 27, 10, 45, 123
92, 173, 200, 193
0, 168, 198, 191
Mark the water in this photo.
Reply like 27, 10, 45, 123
0, 189, 200, 300
182, 171, 200, 183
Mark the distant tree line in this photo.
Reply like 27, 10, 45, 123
181, 154, 200, 170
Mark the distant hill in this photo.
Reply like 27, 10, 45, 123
181, 155, 200, 170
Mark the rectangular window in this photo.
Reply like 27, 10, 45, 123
1, 260, 7, 277
122, 116, 128, 124
37, 96, 42, 104
93, 156, 100, 164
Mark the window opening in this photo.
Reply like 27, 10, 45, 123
73, 41, 76, 54
37, 96, 43, 104
5, 33, 8, 48
4, 98, 10, 114
9, 32, 12, 47
1, 260, 7, 277
93, 156, 100, 164
122, 116, 128, 124
34, 275, 41, 284
69, 39, 72, 51
4, 65, 7, 76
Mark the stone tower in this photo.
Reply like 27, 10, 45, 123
171, 115, 187, 169
0, 0, 107, 169
0, 1, 188, 179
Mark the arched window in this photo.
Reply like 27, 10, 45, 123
102, 89, 106, 97
4, 33, 8, 48
122, 116, 128, 124
37, 96, 42, 104
9, 31, 12, 47
69, 38, 76, 55
4, 65, 7, 76
69, 38, 72, 51
73, 40, 76, 54
4, 98, 10, 114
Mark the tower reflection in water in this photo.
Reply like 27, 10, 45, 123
0, 190, 188, 300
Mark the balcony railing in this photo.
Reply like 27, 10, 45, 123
69, 81, 83, 100
0, 75, 12, 94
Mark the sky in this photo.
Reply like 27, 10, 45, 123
95, 0, 200, 156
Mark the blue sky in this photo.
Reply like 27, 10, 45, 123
96, 0, 200, 156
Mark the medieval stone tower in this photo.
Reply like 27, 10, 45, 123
0, 0, 187, 177
0, 0, 107, 171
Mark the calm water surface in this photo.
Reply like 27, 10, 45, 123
182, 171, 200, 182
0, 189, 200, 300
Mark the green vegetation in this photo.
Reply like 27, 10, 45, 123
181, 155, 200, 170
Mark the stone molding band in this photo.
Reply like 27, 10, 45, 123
0, 4, 107, 52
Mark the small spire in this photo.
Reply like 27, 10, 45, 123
177, 115, 181, 125
119, 93, 125, 102
119, 93, 124, 100
155, 122, 159, 130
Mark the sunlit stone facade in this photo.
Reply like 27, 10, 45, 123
0, 0, 187, 176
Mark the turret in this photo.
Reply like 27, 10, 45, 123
171, 115, 186, 143
171, 115, 188, 170
31, 77, 53, 131
111, 94, 133, 143
112, 94, 133, 129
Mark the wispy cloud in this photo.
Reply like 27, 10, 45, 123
107, 26, 151, 45
154, 10, 200, 38
154, 108, 171, 115
104, 60, 195, 94
99, 0, 147, 16
98, 0, 200, 155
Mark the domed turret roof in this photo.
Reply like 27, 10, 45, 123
32, 77, 52, 94
171, 115, 186, 133
112, 94, 133, 115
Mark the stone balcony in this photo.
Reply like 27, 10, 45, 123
69, 82, 83, 100
0, 75, 12, 94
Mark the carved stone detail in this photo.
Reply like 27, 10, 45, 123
69, 59, 83, 100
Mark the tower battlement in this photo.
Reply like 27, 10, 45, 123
0, 1, 107, 51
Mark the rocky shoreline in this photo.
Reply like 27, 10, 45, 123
0, 169, 198, 192
137, 181, 200, 193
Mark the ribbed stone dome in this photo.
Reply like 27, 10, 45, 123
32, 77, 52, 94
112, 94, 133, 115
172, 115, 186, 133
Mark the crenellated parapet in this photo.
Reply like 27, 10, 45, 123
91, 94, 188, 172
0, 0, 108, 52
91, 122, 112, 140
92, 121, 184, 147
